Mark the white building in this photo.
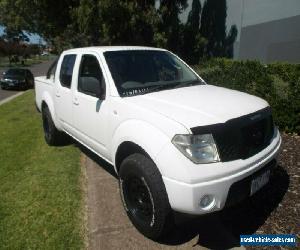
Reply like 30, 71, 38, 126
182, 0, 300, 63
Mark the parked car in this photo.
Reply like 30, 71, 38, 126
35, 46, 281, 240
1, 68, 34, 90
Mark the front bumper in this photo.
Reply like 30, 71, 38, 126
157, 130, 281, 215
1, 81, 26, 89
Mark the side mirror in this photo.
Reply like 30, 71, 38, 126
95, 85, 105, 100
79, 76, 105, 99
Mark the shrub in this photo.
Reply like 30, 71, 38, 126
194, 58, 300, 134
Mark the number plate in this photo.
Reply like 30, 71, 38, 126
250, 170, 270, 196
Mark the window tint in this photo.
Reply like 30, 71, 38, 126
6, 69, 26, 76
59, 54, 76, 88
78, 55, 105, 97
104, 50, 200, 97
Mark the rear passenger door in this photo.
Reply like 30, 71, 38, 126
55, 53, 77, 133
72, 53, 110, 158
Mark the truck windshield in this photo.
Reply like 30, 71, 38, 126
104, 50, 204, 97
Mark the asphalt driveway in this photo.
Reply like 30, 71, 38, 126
0, 59, 56, 102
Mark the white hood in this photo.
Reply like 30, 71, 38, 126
126, 84, 269, 129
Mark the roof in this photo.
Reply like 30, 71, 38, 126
64, 46, 167, 54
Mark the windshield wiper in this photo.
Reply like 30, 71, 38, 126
124, 79, 205, 97
139, 83, 179, 95
174, 79, 205, 89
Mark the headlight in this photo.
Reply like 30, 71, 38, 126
172, 134, 220, 164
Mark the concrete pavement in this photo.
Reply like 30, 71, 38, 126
0, 92, 25, 106
0, 89, 21, 103
82, 149, 246, 250
83, 153, 205, 250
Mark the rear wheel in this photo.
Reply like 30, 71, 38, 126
42, 106, 64, 146
119, 153, 174, 240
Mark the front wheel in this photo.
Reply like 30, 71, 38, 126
119, 153, 174, 240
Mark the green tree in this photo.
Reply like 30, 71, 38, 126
0, 0, 81, 52
224, 24, 238, 58
1, 27, 29, 63
0, 0, 237, 60
188, 0, 201, 31
0, 37, 5, 56
71, 0, 159, 46
158, 0, 188, 53
100, 0, 158, 46
182, 0, 206, 64
200, 0, 237, 58
72, 0, 101, 45
200, 0, 226, 57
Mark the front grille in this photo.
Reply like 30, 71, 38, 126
191, 107, 275, 162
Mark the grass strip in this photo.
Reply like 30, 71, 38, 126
0, 91, 84, 249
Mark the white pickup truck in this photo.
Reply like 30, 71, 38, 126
35, 46, 281, 239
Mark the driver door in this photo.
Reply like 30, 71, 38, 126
72, 53, 110, 158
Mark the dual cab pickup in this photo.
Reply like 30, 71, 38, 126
35, 46, 281, 239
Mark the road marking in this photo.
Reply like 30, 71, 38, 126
0, 92, 25, 106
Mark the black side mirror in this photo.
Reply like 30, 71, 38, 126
98, 77, 106, 100
79, 76, 105, 99
95, 85, 105, 100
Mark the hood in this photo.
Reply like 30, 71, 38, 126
126, 85, 269, 129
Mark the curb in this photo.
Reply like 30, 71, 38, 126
0, 92, 25, 106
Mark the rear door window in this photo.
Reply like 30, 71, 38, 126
59, 54, 76, 88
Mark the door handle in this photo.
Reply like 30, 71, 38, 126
73, 97, 79, 106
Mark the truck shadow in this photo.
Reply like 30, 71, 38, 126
77, 144, 289, 249
77, 143, 118, 178
161, 165, 289, 249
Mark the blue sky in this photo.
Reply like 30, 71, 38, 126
0, 25, 46, 44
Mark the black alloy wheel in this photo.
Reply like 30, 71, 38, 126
122, 175, 154, 227
119, 153, 174, 240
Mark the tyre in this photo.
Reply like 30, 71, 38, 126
119, 153, 174, 240
42, 106, 63, 146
